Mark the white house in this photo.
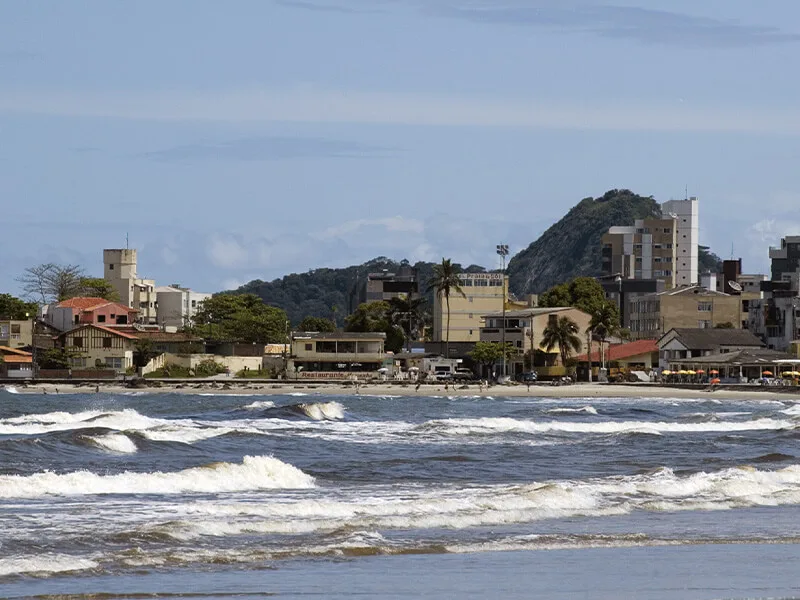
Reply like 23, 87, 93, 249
156, 286, 212, 329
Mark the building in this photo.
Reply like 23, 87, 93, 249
668, 347, 796, 382
56, 324, 139, 372
155, 286, 212, 329
479, 306, 592, 374
289, 331, 387, 377
117, 329, 205, 355
103, 249, 157, 324
628, 285, 750, 340
598, 276, 665, 331
0, 319, 32, 350
768, 235, 800, 283
747, 296, 800, 351
601, 197, 699, 289
43, 297, 139, 332
657, 327, 764, 370
358, 265, 420, 305
432, 272, 507, 344
0, 346, 33, 378
573, 339, 659, 371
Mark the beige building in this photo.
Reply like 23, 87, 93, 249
601, 217, 679, 289
628, 285, 753, 340
103, 249, 157, 324
57, 324, 138, 372
433, 272, 507, 343
0, 319, 32, 350
479, 307, 592, 372
289, 331, 386, 378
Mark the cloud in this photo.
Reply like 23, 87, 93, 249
4, 85, 800, 134
275, 0, 800, 47
317, 216, 425, 240
141, 136, 395, 162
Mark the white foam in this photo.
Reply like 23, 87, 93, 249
298, 401, 345, 421
0, 408, 168, 435
0, 455, 315, 498
546, 406, 598, 415
782, 403, 800, 416
3, 386, 20, 394
85, 433, 137, 454
245, 400, 276, 409
0, 553, 98, 577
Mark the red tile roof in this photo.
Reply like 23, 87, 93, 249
58, 324, 139, 340
0, 346, 33, 356
57, 297, 110, 310
574, 339, 659, 363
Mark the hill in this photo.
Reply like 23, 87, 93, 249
506, 189, 663, 296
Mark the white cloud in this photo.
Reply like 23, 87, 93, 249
2, 85, 800, 134
317, 216, 424, 240
207, 234, 251, 268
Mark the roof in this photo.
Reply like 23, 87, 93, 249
57, 297, 110, 310
481, 307, 575, 319
670, 347, 796, 366
291, 331, 387, 340
58, 324, 139, 340
574, 339, 658, 363
658, 328, 764, 349
2, 355, 32, 364
0, 346, 33, 356
645, 285, 732, 299
129, 331, 204, 343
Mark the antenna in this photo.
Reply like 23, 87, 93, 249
685, 185, 688, 201
126, 233, 129, 249
730, 243, 734, 260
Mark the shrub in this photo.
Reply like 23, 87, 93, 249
192, 359, 227, 378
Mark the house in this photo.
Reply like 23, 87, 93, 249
574, 339, 659, 371
657, 328, 765, 370
0, 346, 33, 378
155, 286, 212, 329
289, 331, 386, 378
0, 319, 32, 350
116, 329, 205, 355
44, 297, 139, 332
479, 306, 592, 374
56, 324, 139, 372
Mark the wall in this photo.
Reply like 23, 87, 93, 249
164, 353, 263, 373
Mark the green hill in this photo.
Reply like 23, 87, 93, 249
506, 189, 663, 296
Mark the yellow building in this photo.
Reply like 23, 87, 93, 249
57, 324, 138, 371
0, 319, 32, 350
628, 285, 754, 340
432, 273, 507, 343
289, 331, 386, 378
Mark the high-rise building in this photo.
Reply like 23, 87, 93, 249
768, 235, 800, 285
103, 249, 157, 324
432, 272, 506, 344
661, 197, 699, 286
358, 265, 420, 305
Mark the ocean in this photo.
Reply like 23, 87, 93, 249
2, 387, 800, 599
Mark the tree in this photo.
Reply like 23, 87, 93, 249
36, 348, 75, 370
79, 277, 120, 301
192, 293, 288, 343
541, 315, 583, 368
345, 301, 404, 353
388, 294, 426, 352
0, 294, 38, 320
470, 341, 514, 376
539, 277, 607, 315
714, 322, 735, 329
133, 338, 158, 369
589, 301, 621, 371
427, 258, 465, 358
17, 263, 86, 304
297, 316, 336, 332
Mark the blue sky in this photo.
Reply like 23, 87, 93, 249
2, 0, 799, 296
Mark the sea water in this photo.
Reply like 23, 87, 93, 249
2, 388, 800, 599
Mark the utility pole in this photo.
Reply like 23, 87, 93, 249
497, 244, 509, 379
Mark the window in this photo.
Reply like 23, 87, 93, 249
664, 228, 671, 234
191, 300, 197, 308
666, 243, 673, 249
103, 337, 112, 348
140, 302, 148, 309
305, 343, 313, 351
469, 297, 473, 303
10, 324, 20, 334
105, 357, 123, 369
698, 320, 711, 329
73, 336, 83, 347
97, 315, 106, 323
109, 264, 114, 270
110, 314, 115, 319
698, 302, 712, 312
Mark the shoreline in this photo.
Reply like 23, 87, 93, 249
4, 380, 800, 400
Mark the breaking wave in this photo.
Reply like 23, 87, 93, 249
83, 433, 137, 454
546, 406, 598, 415
0, 455, 315, 498
0, 554, 99, 577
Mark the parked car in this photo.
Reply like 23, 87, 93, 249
452, 368, 474, 381
515, 371, 538, 383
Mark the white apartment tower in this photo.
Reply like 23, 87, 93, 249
103, 249, 158, 324
661, 197, 699, 286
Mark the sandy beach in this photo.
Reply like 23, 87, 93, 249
6, 380, 800, 400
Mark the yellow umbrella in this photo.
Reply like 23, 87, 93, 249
679, 370, 689, 375
782, 371, 794, 377
662, 370, 672, 375
687, 370, 696, 375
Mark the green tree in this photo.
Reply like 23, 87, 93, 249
345, 301, 404, 353
298, 316, 336, 332
388, 294, 426, 352
36, 348, 75, 369
426, 258, 465, 357
539, 277, 607, 314
541, 315, 583, 367
469, 341, 514, 376
17, 263, 86, 303
0, 293, 38, 319
132, 338, 158, 370
192, 294, 288, 343
79, 277, 120, 301
589, 300, 621, 370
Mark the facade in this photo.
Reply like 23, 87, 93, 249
479, 307, 592, 373
628, 286, 750, 340
657, 327, 764, 370
432, 272, 507, 344
0, 319, 32, 350
103, 249, 157, 324
601, 197, 699, 289
44, 297, 138, 332
358, 265, 419, 305
768, 235, 800, 283
747, 296, 800, 351
598, 276, 665, 331
155, 286, 212, 329
57, 324, 138, 371
0, 346, 33, 378
289, 331, 386, 377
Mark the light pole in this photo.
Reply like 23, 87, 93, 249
497, 244, 509, 379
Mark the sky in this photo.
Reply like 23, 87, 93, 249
2, 0, 800, 296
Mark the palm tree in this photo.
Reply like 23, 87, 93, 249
589, 301, 620, 371
541, 315, 583, 369
388, 294, 426, 352
426, 258, 465, 358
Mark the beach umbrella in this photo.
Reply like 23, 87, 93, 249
709, 369, 719, 375
662, 370, 671, 375
782, 371, 794, 377
695, 369, 705, 374
710, 378, 721, 384
762, 370, 773, 376
687, 370, 696, 375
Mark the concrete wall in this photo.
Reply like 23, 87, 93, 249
164, 353, 263, 373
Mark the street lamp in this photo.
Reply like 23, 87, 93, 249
497, 244, 509, 379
